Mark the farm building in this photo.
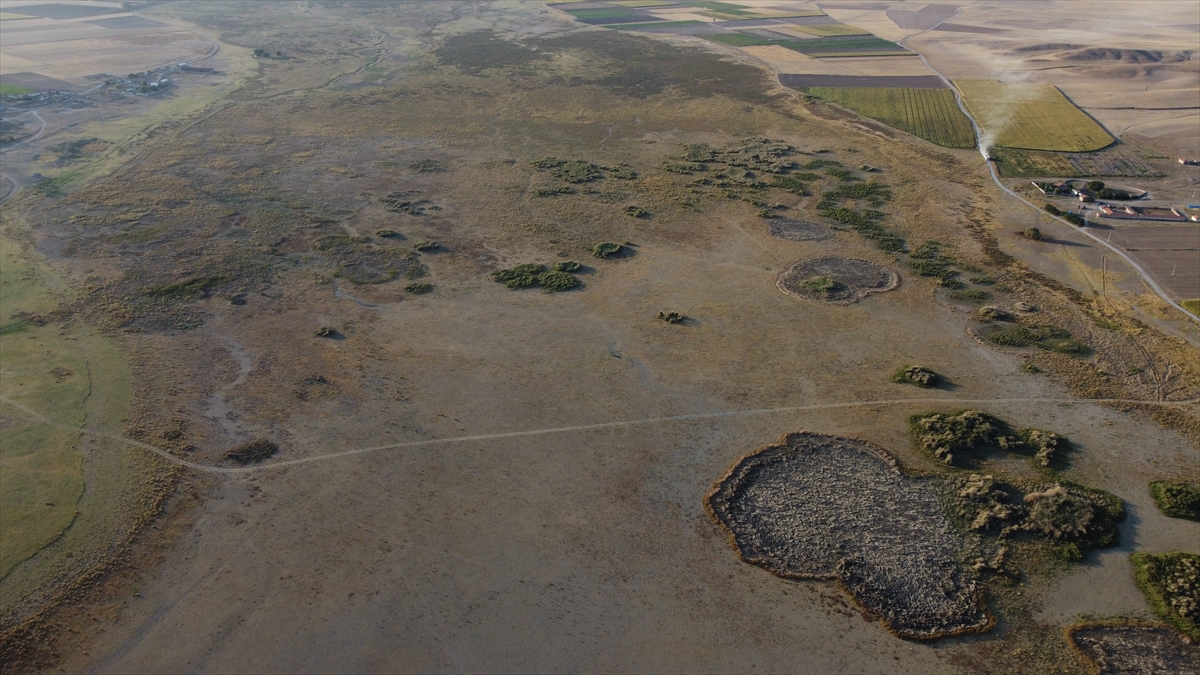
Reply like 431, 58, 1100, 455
1098, 205, 1188, 222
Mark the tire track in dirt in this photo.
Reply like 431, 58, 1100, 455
3, 394, 1195, 475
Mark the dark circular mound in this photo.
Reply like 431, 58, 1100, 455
776, 256, 900, 304
767, 218, 834, 242
705, 432, 990, 640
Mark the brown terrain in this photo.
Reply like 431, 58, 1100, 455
0, 2, 1197, 674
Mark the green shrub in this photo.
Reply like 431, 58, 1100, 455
413, 241, 439, 252
1064, 212, 1085, 226
593, 242, 623, 258
536, 271, 579, 292
1132, 552, 1199, 640
553, 260, 581, 272
682, 143, 716, 162
772, 175, 809, 195
491, 263, 546, 288
1150, 481, 1200, 521
224, 439, 279, 465
911, 410, 1008, 465
606, 164, 638, 180
983, 324, 1088, 355
1044, 204, 1062, 216
532, 157, 601, 183
892, 365, 941, 388
534, 185, 575, 197
658, 311, 685, 324
1024, 227, 1042, 240
624, 205, 650, 218
825, 167, 858, 181
375, 229, 401, 238
405, 282, 433, 294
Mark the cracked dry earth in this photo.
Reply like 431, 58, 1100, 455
706, 432, 990, 639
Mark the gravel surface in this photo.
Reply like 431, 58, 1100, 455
706, 432, 991, 639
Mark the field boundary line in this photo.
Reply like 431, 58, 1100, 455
3, 394, 1196, 475
894, 7, 1200, 325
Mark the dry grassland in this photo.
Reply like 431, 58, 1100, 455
0, 2, 1198, 674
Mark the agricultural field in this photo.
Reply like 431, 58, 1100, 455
956, 80, 1115, 153
806, 86, 976, 148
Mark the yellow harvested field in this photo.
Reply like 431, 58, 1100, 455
0, 12, 37, 20
788, 23, 871, 37
956, 79, 1115, 152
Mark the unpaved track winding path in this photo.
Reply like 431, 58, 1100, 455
3, 394, 1195, 475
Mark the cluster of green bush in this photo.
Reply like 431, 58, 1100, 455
1131, 552, 1199, 640
982, 324, 1089, 355
910, 410, 1067, 469
490, 262, 581, 292
1150, 481, 1200, 521
907, 240, 964, 289
1043, 203, 1085, 226
224, 439, 279, 465
892, 365, 941, 388
814, 182, 904, 252
948, 473, 1123, 563
531, 157, 602, 183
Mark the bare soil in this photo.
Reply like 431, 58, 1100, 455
1067, 623, 1200, 675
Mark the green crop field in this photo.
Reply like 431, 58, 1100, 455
807, 87, 976, 148
0, 84, 35, 96
956, 79, 1114, 152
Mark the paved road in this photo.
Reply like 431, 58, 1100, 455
4, 394, 1196, 475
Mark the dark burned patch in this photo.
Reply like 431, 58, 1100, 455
1067, 623, 1200, 675
435, 30, 550, 75
532, 30, 773, 103
767, 218, 833, 242
706, 432, 991, 640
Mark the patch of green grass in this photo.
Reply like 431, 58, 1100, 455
799, 275, 840, 294
982, 324, 1090, 355
771, 175, 809, 195
1181, 299, 1200, 315
532, 157, 602, 183
405, 282, 433, 294
1131, 552, 1199, 640
805, 87, 975, 149
706, 33, 771, 47
1149, 481, 1200, 521
0, 83, 35, 96
610, 20, 703, 30
949, 289, 993, 304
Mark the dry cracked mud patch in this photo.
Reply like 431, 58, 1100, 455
776, 256, 900, 304
706, 431, 991, 640
1067, 624, 1200, 675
